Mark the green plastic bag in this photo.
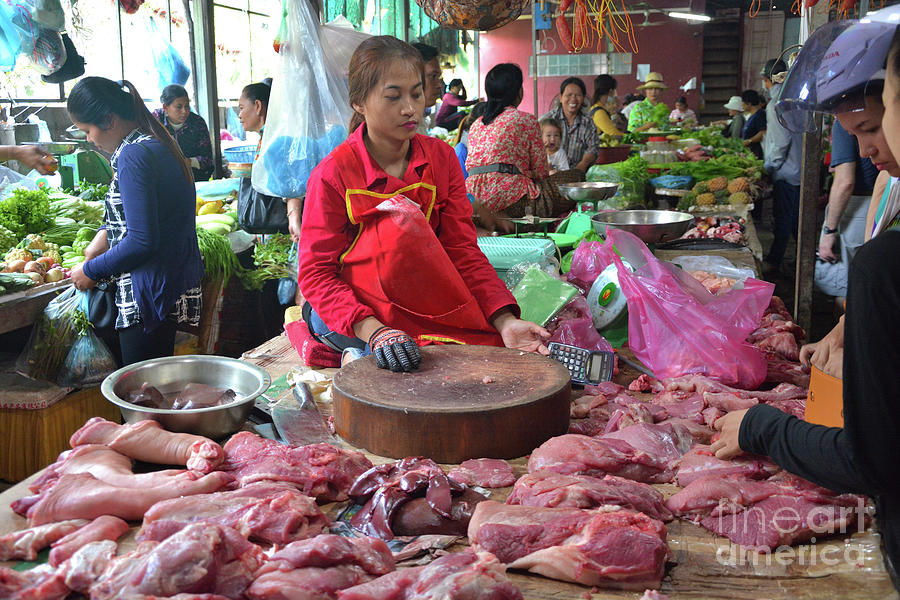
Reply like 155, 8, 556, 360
512, 266, 578, 327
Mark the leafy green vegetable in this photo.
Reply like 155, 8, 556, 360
0, 224, 16, 252
196, 226, 243, 286
75, 183, 109, 203
0, 188, 53, 238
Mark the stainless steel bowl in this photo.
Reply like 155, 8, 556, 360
22, 141, 78, 155
101, 355, 271, 439
558, 182, 620, 203
591, 210, 694, 244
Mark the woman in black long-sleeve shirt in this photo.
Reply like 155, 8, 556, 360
713, 20, 900, 588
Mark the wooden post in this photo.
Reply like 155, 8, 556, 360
793, 120, 822, 333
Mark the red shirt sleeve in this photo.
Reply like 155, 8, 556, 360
297, 156, 375, 338
427, 139, 520, 321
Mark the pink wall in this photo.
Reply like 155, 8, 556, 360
478, 3, 706, 117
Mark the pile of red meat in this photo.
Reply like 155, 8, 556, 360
681, 216, 745, 245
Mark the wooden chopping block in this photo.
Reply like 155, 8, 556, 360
333, 345, 571, 463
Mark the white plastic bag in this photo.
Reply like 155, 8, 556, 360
252, 0, 351, 199
668, 255, 755, 282
320, 17, 372, 81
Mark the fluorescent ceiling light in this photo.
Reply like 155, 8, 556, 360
669, 11, 711, 21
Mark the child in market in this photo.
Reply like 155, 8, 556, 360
540, 117, 569, 174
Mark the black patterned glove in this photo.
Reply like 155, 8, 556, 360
368, 326, 421, 372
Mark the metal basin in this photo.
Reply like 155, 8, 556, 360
22, 141, 78, 155
591, 210, 694, 244
558, 182, 620, 203
101, 355, 271, 439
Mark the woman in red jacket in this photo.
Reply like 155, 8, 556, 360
298, 36, 549, 372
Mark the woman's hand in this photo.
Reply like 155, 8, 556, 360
492, 310, 551, 355
69, 263, 97, 292
4, 145, 57, 174
799, 318, 844, 378
710, 408, 749, 460
83, 230, 110, 261
287, 197, 303, 242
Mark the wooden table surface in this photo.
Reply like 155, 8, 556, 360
0, 279, 69, 335
2, 333, 897, 599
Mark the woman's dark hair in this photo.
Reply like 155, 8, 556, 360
348, 35, 425, 132
261, 77, 273, 87
560, 77, 587, 98
68, 77, 192, 182
889, 28, 900, 99
160, 84, 188, 106
242, 82, 271, 108
482, 63, 523, 126
411, 42, 438, 63
591, 74, 617, 106
452, 101, 486, 146
741, 89, 761, 106
676, 96, 688, 106
447, 78, 466, 98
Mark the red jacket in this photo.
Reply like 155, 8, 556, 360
298, 125, 518, 338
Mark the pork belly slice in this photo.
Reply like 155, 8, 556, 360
0, 564, 69, 600
447, 459, 515, 488
90, 522, 264, 600
337, 550, 522, 600
674, 445, 779, 487
139, 482, 329, 546
506, 471, 672, 522
0, 518, 88, 561
48, 515, 129, 567
30, 444, 201, 495
245, 534, 394, 600
12, 471, 232, 526
468, 501, 668, 590
70, 417, 224, 473
666, 474, 864, 551
221, 432, 373, 502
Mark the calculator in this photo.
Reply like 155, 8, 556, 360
548, 342, 616, 385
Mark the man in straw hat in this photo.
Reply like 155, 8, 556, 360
628, 71, 669, 132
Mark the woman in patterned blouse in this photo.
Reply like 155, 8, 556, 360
541, 77, 600, 173
152, 85, 214, 181
67, 77, 203, 365
466, 63, 568, 231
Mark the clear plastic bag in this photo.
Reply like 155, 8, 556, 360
320, 17, 372, 81
147, 18, 190, 90
0, 1, 26, 71
16, 0, 66, 31
57, 331, 118, 387
597, 228, 774, 388
16, 287, 87, 383
252, 0, 351, 199
503, 257, 559, 290
277, 241, 299, 305
668, 255, 756, 282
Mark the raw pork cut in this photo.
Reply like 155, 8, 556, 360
60, 540, 118, 594
447, 459, 515, 488
245, 534, 394, 600
221, 432, 372, 502
528, 423, 693, 484
674, 445, 779, 487
702, 392, 758, 412
506, 471, 672, 522
0, 564, 69, 599
747, 316, 805, 344
12, 471, 232, 526
662, 374, 808, 400
349, 457, 465, 540
666, 474, 863, 550
468, 501, 668, 590
139, 482, 329, 545
70, 417, 224, 473
628, 374, 654, 393
49, 515, 128, 567
754, 331, 800, 362
338, 550, 522, 600
765, 356, 811, 389
90, 522, 264, 599
30, 444, 202, 494
0, 518, 88, 561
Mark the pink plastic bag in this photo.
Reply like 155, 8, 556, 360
597, 229, 774, 389
566, 241, 607, 292
547, 295, 614, 353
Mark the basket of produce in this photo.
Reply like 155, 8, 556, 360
101, 355, 271, 439
591, 209, 693, 244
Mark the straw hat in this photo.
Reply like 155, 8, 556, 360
723, 96, 744, 111
638, 72, 668, 90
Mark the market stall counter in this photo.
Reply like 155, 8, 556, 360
1, 332, 897, 599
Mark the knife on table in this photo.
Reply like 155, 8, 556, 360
271, 382, 336, 446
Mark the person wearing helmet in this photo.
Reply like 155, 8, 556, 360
713, 14, 900, 590
761, 57, 805, 274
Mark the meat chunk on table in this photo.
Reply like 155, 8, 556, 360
506, 471, 672, 522
221, 432, 372, 502
447, 459, 515, 488
338, 549, 522, 600
59, 540, 118, 595
139, 482, 329, 545
468, 501, 668, 590
70, 417, 224, 473
245, 534, 394, 600
0, 564, 69, 600
49, 515, 129, 567
674, 445, 780, 487
0, 518, 88, 561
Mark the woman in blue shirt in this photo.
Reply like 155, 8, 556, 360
67, 77, 203, 365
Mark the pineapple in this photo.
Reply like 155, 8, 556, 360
707, 177, 728, 192
727, 177, 749, 194
692, 182, 709, 195
729, 191, 751, 205
697, 193, 716, 206
713, 189, 728, 202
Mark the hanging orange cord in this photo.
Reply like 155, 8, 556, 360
749, 0, 761, 17
556, 0, 637, 54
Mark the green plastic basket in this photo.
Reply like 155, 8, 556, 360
476, 236, 556, 281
